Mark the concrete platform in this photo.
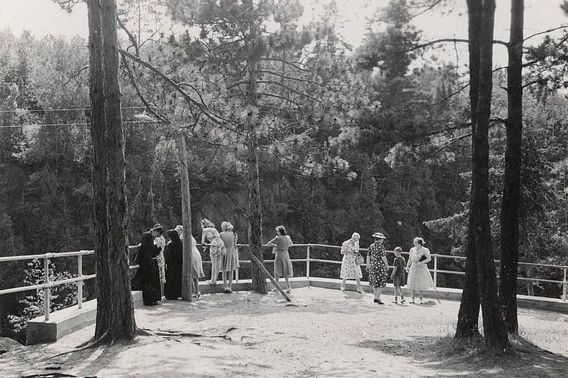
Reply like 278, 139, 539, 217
26, 291, 143, 345
25, 277, 568, 344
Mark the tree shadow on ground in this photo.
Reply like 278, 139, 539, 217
357, 334, 568, 377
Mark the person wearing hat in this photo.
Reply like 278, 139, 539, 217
201, 219, 226, 289
367, 232, 389, 304
150, 223, 166, 298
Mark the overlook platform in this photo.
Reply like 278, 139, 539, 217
2, 286, 568, 377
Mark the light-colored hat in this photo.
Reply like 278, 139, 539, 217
175, 225, 183, 233
372, 232, 386, 239
150, 223, 163, 232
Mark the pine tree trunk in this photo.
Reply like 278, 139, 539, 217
473, 0, 508, 351
499, 0, 524, 334
176, 132, 193, 301
246, 31, 267, 293
88, 0, 111, 340
455, 0, 481, 340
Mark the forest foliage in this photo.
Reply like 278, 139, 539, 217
0, 0, 567, 338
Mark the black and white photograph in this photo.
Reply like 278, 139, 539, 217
0, 0, 567, 376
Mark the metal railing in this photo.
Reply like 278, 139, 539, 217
0, 243, 566, 321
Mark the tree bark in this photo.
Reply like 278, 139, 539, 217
176, 132, 193, 301
92, 0, 136, 342
88, 0, 111, 341
499, 0, 524, 334
246, 61, 267, 294
455, 0, 481, 340
473, 0, 509, 351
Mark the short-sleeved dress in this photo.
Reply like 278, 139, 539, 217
407, 247, 434, 291
191, 236, 205, 279
392, 256, 406, 287
340, 240, 362, 279
220, 231, 240, 273
202, 227, 225, 273
367, 242, 388, 288
268, 235, 293, 278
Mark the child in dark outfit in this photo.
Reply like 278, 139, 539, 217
391, 247, 406, 304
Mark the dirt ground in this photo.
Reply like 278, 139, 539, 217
1, 287, 567, 377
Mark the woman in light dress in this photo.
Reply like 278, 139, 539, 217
150, 224, 166, 299
175, 225, 204, 298
220, 221, 239, 294
267, 225, 294, 294
340, 232, 363, 293
201, 219, 225, 288
406, 237, 435, 304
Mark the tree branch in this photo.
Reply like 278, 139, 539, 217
258, 58, 309, 72
255, 80, 323, 103
256, 70, 325, 87
523, 25, 568, 42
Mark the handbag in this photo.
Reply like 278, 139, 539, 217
355, 252, 364, 265
419, 254, 428, 262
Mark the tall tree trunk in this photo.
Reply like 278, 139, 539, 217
455, 0, 481, 340
499, 0, 524, 334
176, 132, 193, 301
246, 57, 267, 294
96, 0, 136, 341
474, 0, 508, 351
88, 0, 111, 341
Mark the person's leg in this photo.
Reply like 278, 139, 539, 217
376, 287, 383, 303
341, 278, 346, 291
285, 277, 291, 292
393, 285, 399, 302
222, 270, 227, 290
356, 278, 362, 292
410, 290, 415, 303
419, 290, 423, 303
228, 270, 234, 291
273, 275, 280, 292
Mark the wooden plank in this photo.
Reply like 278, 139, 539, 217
247, 252, 291, 302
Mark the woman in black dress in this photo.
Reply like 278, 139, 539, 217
164, 229, 183, 299
139, 231, 161, 306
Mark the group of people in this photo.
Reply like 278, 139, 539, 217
134, 219, 433, 307
134, 219, 240, 306
340, 233, 435, 304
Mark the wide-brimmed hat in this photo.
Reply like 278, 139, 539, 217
174, 225, 183, 233
372, 232, 386, 239
150, 223, 163, 232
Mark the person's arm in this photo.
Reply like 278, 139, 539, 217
390, 263, 398, 278
382, 254, 389, 269
419, 248, 432, 265
287, 235, 293, 246
406, 248, 413, 268
267, 236, 277, 246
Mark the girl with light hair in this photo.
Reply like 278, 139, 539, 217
220, 221, 239, 293
340, 232, 364, 293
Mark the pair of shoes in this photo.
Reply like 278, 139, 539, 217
340, 286, 345, 291
392, 299, 398, 304
272, 288, 278, 293
409, 299, 415, 304
373, 299, 379, 303
356, 288, 364, 294
420, 299, 424, 304
224, 289, 232, 294
376, 299, 384, 305
285, 288, 292, 294
400, 298, 405, 304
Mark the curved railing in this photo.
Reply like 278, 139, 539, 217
0, 243, 566, 321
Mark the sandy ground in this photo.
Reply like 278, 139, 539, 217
1, 287, 568, 377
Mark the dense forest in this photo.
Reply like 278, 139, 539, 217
1, 0, 567, 341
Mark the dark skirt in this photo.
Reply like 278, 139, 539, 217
143, 259, 161, 306
164, 265, 182, 300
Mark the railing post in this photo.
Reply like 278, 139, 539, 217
44, 255, 50, 321
77, 254, 83, 309
433, 254, 438, 288
563, 267, 567, 302
306, 245, 311, 286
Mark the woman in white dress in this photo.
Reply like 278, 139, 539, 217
175, 225, 205, 298
406, 237, 435, 304
340, 232, 363, 293
201, 219, 225, 288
